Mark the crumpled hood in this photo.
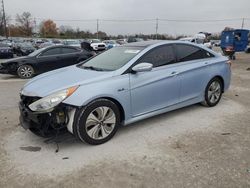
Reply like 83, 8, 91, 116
21, 65, 113, 97
2, 56, 29, 65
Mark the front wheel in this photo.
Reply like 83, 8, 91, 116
17, 65, 35, 79
74, 99, 120, 145
202, 78, 223, 107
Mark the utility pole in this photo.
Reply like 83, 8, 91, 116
155, 18, 159, 40
96, 19, 99, 39
1, 0, 7, 38
241, 18, 245, 29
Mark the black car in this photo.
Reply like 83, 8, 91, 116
13, 42, 36, 56
0, 43, 14, 58
0, 45, 94, 79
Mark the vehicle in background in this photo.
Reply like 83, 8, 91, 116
18, 41, 231, 144
102, 40, 120, 49
179, 33, 212, 49
116, 39, 128, 45
0, 43, 14, 58
62, 40, 81, 48
127, 37, 144, 43
14, 42, 36, 56
1, 39, 14, 48
210, 40, 221, 47
0, 45, 94, 79
33, 39, 45, 49
38, 42, 55, 49
221, 29, 249, 59
88, 39, 106, 51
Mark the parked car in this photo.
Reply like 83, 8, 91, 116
14, 42, 36, 56
88, 39, 107, 51
33, 39, 45, 49
116, 39, 128, 45
102, 40, 120, 49
0, 45, 94, 79
127, 37, 144, 43
0, 43, 14, 58
62, 40, 81, 48
18, 41, 231, 144
38, 42, 55, 49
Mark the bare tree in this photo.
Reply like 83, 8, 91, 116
16, 12, 33, 36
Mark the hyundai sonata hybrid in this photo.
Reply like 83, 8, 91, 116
19, 40, 231, 145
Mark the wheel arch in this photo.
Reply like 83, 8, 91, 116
101, 97, 125, 124
212, 75, 225, 92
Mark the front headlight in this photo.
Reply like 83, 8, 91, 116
28, 86, 78, 112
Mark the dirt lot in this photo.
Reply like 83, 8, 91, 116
0, 52, 250, 188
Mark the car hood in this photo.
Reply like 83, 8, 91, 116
21, 65, 114, 97
91, 42, 106, 46
2, 56, 30, 65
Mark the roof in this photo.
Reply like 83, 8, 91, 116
123, 40, 172, 48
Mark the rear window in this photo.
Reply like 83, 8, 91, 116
175, 44, 214, 62
62, 47, 79, 54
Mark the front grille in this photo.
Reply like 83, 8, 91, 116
98, 44, 105, 48
20, 95, 41, 108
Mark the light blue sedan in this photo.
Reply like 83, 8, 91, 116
19, 40, 231, 145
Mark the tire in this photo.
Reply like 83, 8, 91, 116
202, 77, 223, 107
74, 99, 120, 145
17, 65, 35, 79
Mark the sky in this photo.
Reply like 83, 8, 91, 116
4, 0, 250, 36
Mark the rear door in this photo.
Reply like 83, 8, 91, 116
60, 47, 81, 66
129, 44, 181, 117
174, 44, 214, 102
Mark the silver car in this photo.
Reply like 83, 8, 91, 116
19, 40, 231, 145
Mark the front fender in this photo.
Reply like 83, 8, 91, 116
63, 74, 131, 121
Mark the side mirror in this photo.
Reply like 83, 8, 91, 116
132, 63, 153, 73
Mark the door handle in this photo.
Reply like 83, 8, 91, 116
170, 71, 178, 76
204, 62, 209, 65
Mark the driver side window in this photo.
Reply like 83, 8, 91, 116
138, 45, 176, 68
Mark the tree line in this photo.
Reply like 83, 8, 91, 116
0, 11, 221, 40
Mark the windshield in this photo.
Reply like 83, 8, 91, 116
79, 46, 142, 71
28, 48, 45, 57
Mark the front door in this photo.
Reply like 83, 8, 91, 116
129, 44, 181, 117
36, 47, 62, 73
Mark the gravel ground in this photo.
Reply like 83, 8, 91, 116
0, 52, 249, 188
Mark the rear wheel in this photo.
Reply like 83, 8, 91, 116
17, 65, 34, 79
202, 77, 223, 107
74, 99, 120, 145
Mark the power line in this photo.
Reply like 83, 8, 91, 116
7, 17, 250, 23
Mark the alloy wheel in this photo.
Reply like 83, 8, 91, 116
85, 106, 116, 140
208, 81, 221, 104
18, 65, 34, 78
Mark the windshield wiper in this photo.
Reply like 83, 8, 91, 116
82, 66, 105, 71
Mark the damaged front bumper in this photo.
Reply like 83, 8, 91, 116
19, 95, 77, 137
0, 64, 16, 74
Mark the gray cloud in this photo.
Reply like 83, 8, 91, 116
5, 0, 250, 35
